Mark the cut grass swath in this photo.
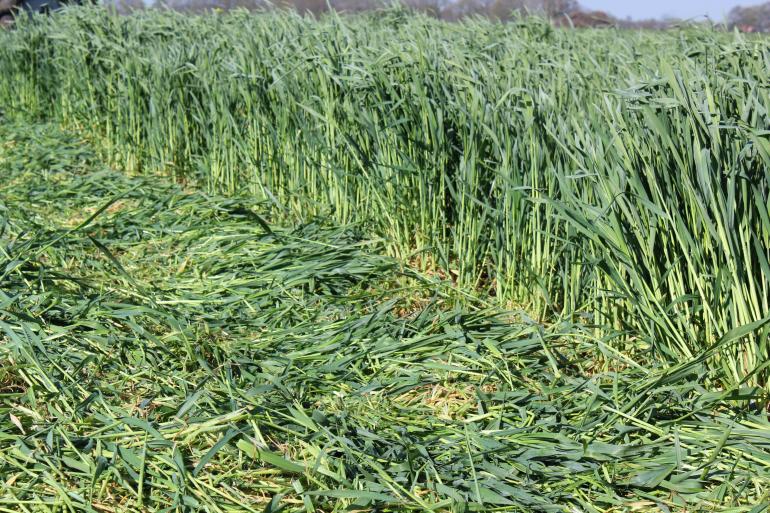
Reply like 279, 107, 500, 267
2, 119, 770, 511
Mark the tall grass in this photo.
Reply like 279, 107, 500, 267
1, 7, 768, 387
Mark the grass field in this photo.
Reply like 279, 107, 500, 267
1, 6, 770, 512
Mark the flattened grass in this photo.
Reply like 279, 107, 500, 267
2, 121, 770, 512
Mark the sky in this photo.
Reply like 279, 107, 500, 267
579, 0, 767, 21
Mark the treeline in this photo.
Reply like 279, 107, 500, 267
113, 0, 579, 21
108, 0, 663, 27
109, 0, 770, 31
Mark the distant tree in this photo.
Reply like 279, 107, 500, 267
728, 2, 770, 32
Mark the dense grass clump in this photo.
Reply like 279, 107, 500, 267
1, 8, 769, 392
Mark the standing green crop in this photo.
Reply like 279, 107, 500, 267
1, 7, 768, 389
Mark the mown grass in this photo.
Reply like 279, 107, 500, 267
3, 119, 770, 511
1, 8, 769, 391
